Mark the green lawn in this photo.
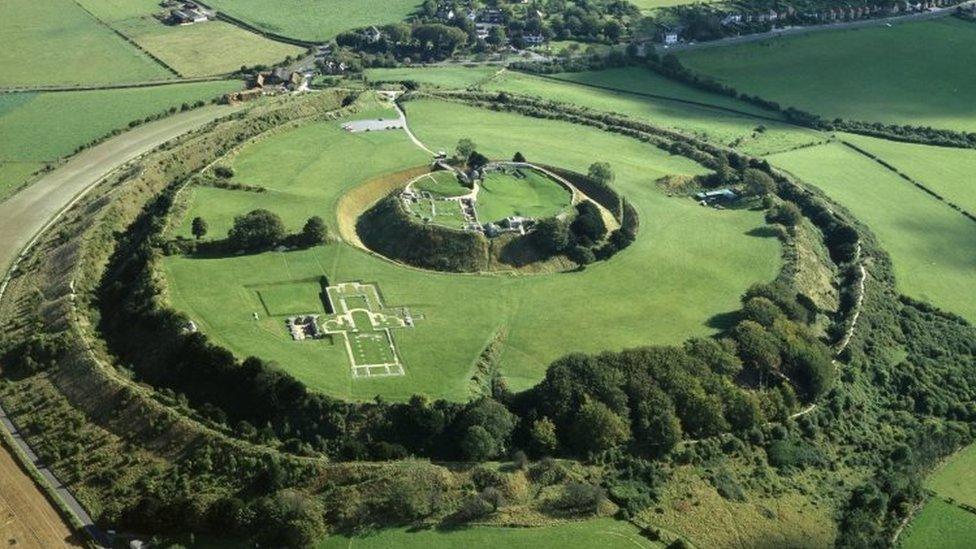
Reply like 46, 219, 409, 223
842, 133, 976, 216
114, 19, 303, 77
900, 498, 976, 549
318, 518, 661, 549
483, 69, 824, 156
768, 142, 976, 323
0, 0, 173, 87
365, 66, 501, 89
476, 169, 571, 224
679, 18, 976, 132
413, 171, 470, 197
204, 0, 421, 41
255, 281, 326, 316
162, 98, 781, 401
0, 81, 241, 200
926, 444, 976, 508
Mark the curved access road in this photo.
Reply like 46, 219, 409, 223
0, 103, 243, 547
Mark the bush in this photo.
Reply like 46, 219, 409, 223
570, 201, 607, 243
552, 481, 605, 513
300, 216, 328, 246
213, 166, 235, 178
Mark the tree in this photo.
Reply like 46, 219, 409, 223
487, 25, 507, 47
513, 151, 526, 162
743, 168, 775, 197
467, 150, 490, 171
461, 425, 497, 460
766, 201, 802, 227
587, 162, 615, 186
742, 297, 785, 328
530, 417, 558, 455
228, 209, 286, 250
458, 398, 517, 456
191, 217, 208, 240
412, 23, 468, 58
733, 320, 782, 380
300, 216, 328, 246
533, 218, 571, 255
569, 398, 630, 455
456, 138, 476, 160
570, 201, 607, 242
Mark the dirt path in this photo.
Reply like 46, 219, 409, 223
0, 104, 243, 547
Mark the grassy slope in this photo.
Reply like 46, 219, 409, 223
0, 0, 172, 87
679, 18, 976, 131
366, 66, 501, 89
482, 69, 824, 156
927, 443, 976, 508
318, 518, 661, 548
842, 133, 976, 215
204, 0, 421, 41
767, 143, 976, 323
0, 81, 241, 198
163, 99, 780, 401
900, 498, 976, 549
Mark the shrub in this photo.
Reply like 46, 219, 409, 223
300, 216, 328, 246
214, 166, 235, 178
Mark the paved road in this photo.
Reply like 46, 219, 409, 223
0, 105, 240, 278
661, 4, 970, 53
0, 104, 242, 547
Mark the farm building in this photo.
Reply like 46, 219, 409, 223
169, 3, 212, 25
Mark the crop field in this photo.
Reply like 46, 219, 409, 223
365, 66, 501, 89
679, 18, 976, 131
482, 69, 825, 156
114, 19, 303, 77
162, 97, 780, 400
205, 0, 421, 41
900, 498, 976, 549
768, 142, 976, 323
317, 517, 661, 549
0, 81, 241, 200
0, 442, 80, 548
0, 0, 173, 87
841, 133, 976, 215
476, 168, 572, 223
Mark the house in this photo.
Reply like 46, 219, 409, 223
523, 33, 545, 45
720, 13, 742, 25
694, 188, 738, 204
768, 9, 779, 20
659, 24, 684, 45
223, 88, 263, 105
169, 8, 208, 24
478, 8, 504, 24
475, 22, 500, 39
436, 5, 456, 20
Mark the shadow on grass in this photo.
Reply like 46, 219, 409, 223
745, 225, 780, 239
706, 310, 741, 331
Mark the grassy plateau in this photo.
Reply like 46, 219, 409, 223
162, 97, 780, 401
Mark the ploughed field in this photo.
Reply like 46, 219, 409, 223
161, 98, 781, 401
678, 18, 976, 132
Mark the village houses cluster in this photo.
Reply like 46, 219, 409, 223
434, 1, 547, 44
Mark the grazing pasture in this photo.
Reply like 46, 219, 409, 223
482, 69, 824, 156
0, 81, 240, 199
767, 142, 976, 323
317, 517, 661, 548
0, 0, 173, 87
163, 98, 780, 400
841, 133, 976, 215
205, 0, 422, 41
679, 18, 976, 131
900, 498, 976, 549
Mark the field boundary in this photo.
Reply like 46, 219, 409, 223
193, 0, 323, 47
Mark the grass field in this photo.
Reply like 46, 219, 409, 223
0, 81, 241, 200
926, 443, 976, 508
900, 498, 976, 549
413, 171, 470, 197
366, 66, 501, 89
0, 0, 173, 87
205, 0, 421, 41
476, 168, 572, 223
679, 18, 976, 131
482, 69, 824, 156
318, 518, 661, 549
768, 142, 976, 323
162, 97, 780, 400
842, 133, 976, 215
255, 281, 326, 316
114, 19, 303, 77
